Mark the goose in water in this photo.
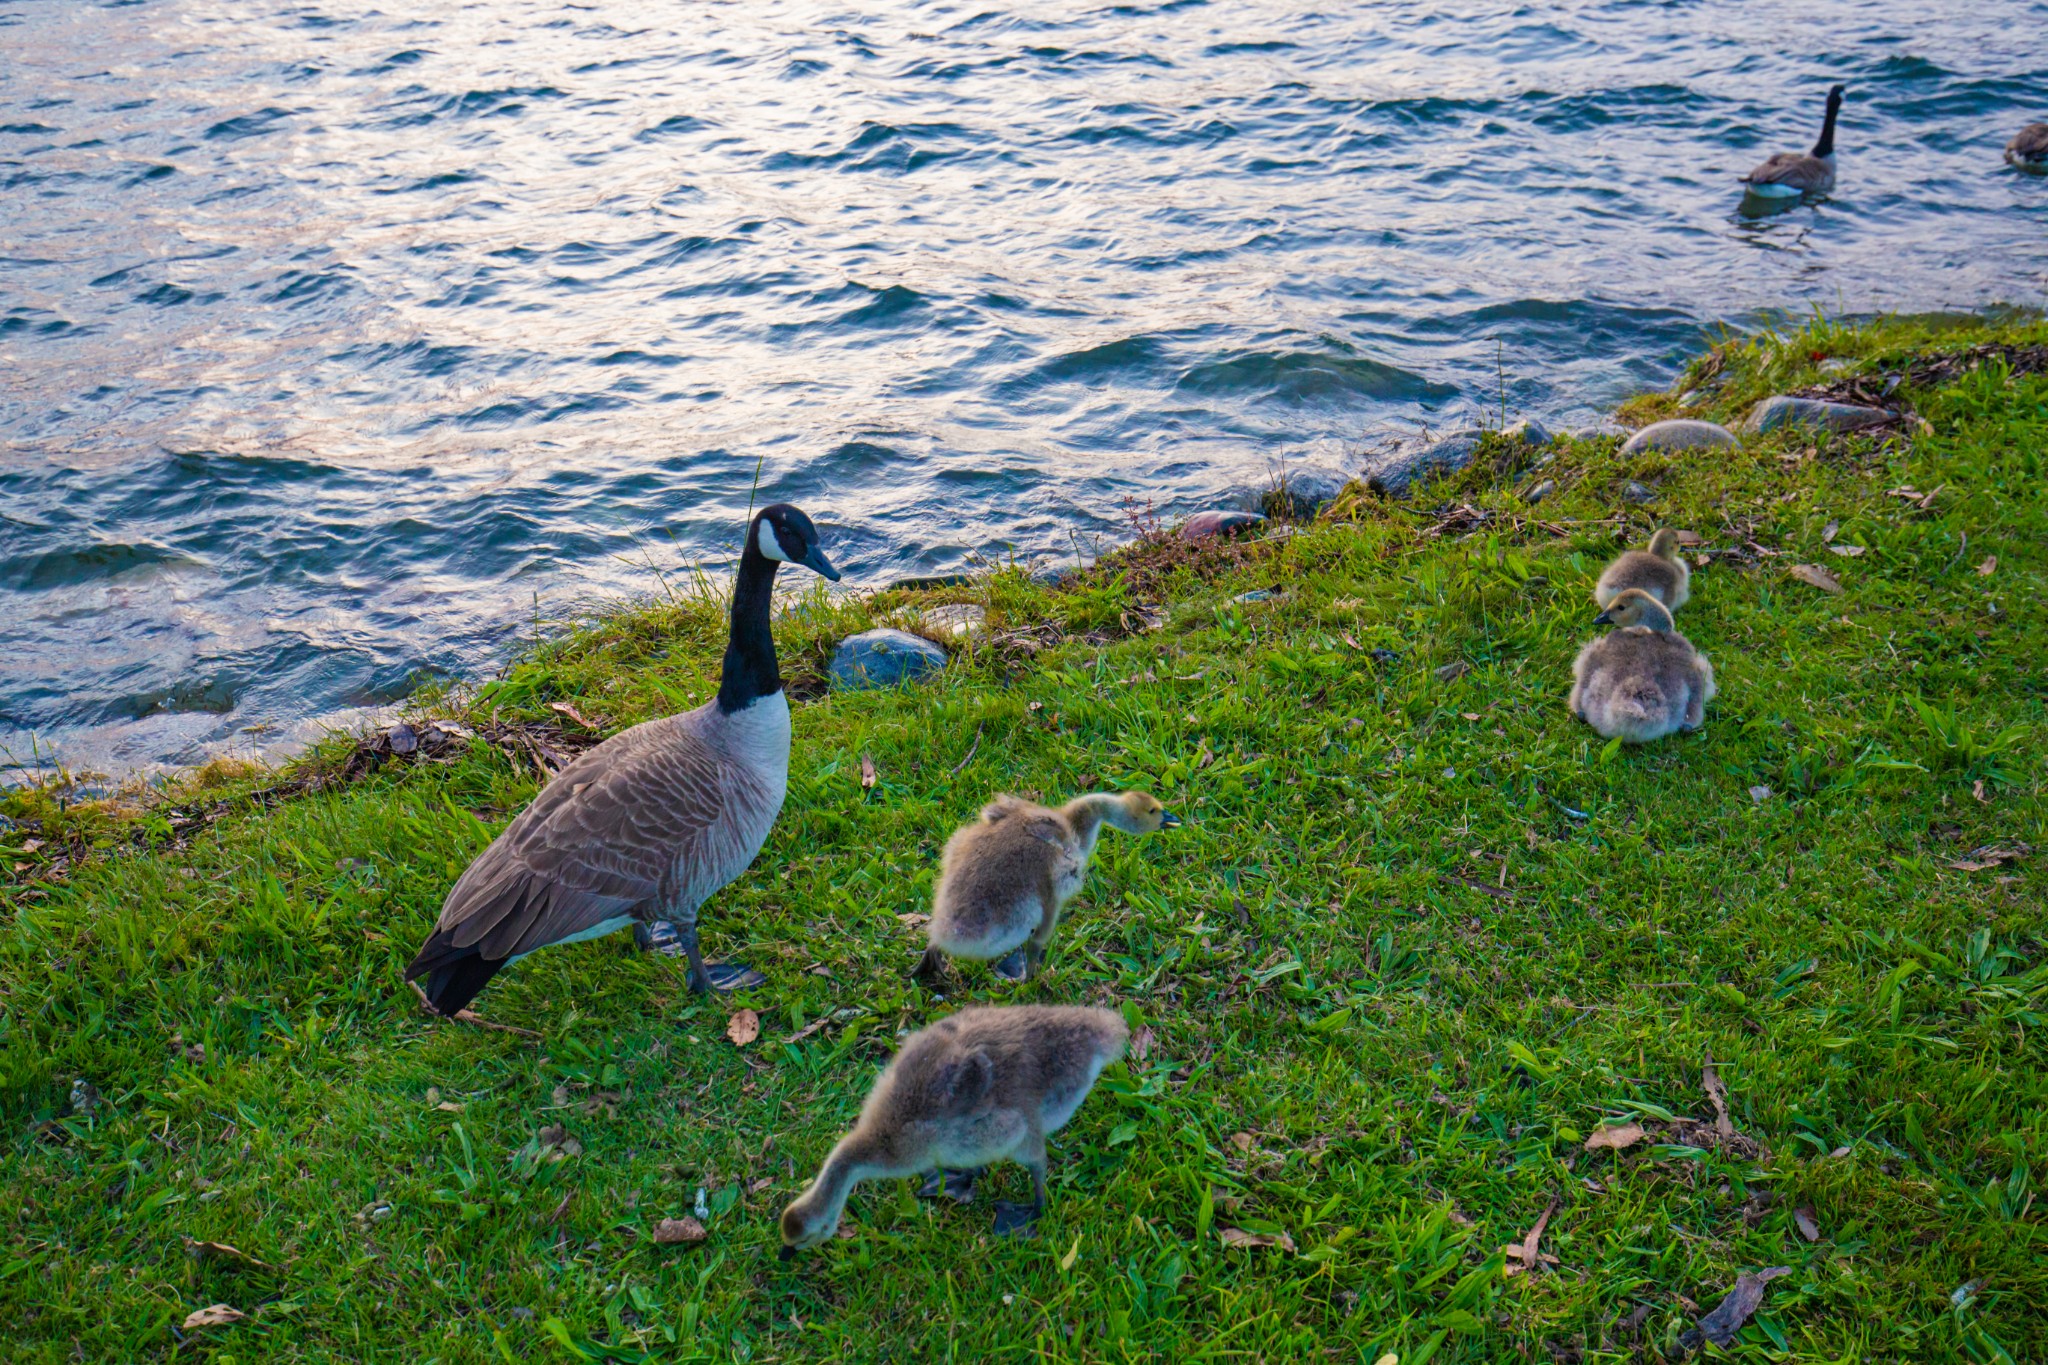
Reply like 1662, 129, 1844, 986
1570, 588, 1715, 743
779, 1005, 1129, 1251
405, 503, 841, 1013
1742, 84, 1845, 202
1594, 528, 1691, 613
914, 791, 1179, 983
2007, 123, 2048, 172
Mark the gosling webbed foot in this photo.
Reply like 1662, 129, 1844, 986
991, 1199, 1043, 1238
694, 962, 766, 992
916, 1168, 982, 1205
911, 947, 947, 984
991, 949, 1029, 981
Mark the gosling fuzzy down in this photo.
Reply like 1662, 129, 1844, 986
1570, 589, 1716, 743
915, 792, 1178, 982
2007, 123, 2048, 172
1594, 528, 1691, 613
778, 1005, 1129, 1250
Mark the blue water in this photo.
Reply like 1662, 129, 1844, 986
3, 0, 2045, 776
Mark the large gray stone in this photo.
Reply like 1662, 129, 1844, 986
1182, 509, 1266, 540
828, 629, 948, 690
1248, 465, 1352, 520
1619, 419, 1739, 456
1502, 417, 1553, 447
1741, 395, 1891, 435
1365, 428, 1485, 497
1568, 421, 1630, 442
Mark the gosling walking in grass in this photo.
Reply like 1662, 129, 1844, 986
914, 791, 1179, 983
1594, 527, 1690, 613
1571, 588, 1715, 743
779, 1005, 1129, 1251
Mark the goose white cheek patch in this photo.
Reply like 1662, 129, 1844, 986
756, 519, 791, 562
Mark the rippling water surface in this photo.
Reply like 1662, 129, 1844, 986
4, 0, 2045, 774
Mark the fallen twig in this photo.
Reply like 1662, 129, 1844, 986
409, 979, 542, 1039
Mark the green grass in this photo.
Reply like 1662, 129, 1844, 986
3, 314, 2045, 1363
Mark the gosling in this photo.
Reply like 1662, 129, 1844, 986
1570, 588, 1716, 743
778, 1005, 1129, 1252
1594, 528, 1691, 613
914, 791, 1179, 983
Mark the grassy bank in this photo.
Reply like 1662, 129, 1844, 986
3, 314, 2044, 1363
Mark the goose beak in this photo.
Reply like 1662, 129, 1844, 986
1593, 610, 1613, 626
1159, 810, 1183, 828
778, 1245, 798, 1262
802, 545, 842, 582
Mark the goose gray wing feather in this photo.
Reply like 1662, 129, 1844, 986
1744, 152, 1826, 188
425, 708, 779, 964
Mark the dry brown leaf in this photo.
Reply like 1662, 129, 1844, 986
783, 1015, 834, 1045
1219, 1227, 1297, 1253
1972, 779, 1989, 805
1675, 529, 1703, 546
1434, 660, 1471, 683
1977, 555, 1997, 576
436, 1101, 464, 1113
860, 754, 877, 789
182, 1237, 275, 1271
1748, 785, 1772, 803
1678, 1267, 1791, 1352
1794, 1206, 1820, 1243
182, 1304, 246, 1330
1828, 544, 1865, 557
653, 1216, 707, 1245
727, 1009, 760, 1047
1949, 844, 2027, 872
1228, 1131, 1257, 1152
1130, 1026, 1154, 1063
897, 911, 931, 929
749, 1177, 774, 1194
1786, 563, 1842, 594
1501, 1197, 1559, 1277
1585, 1122, 1646, 1153
1702, 1051, 1734, 1138
1821, 519, 1839, 543
548, 700, 599, 729
537, 1122, 582, 1160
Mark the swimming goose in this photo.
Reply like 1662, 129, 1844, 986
1594, 528, 1691, 613
779, 1004, 1128, 1251
1570, 588, 1715, 743
1742, 84, 1845, 200
913, 791, 1179, 983
404, 503, 842, 1012
2007, 123, 2048, 171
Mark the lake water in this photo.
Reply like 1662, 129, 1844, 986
4, 0, 2045, 777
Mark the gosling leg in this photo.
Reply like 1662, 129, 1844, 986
992, 1136, 1048, 1237
912, 946, 948, 983
991, 949, 1029, 981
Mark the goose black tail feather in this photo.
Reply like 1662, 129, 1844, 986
406, 928, 505, 1016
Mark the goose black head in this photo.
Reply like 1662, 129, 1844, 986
751, 503, 842, 581
1825, 83, 1847, 110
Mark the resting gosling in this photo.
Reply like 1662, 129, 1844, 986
1594, 528, 1691, 613
779, 1005, 1129, 1251
2007, 123, 2048, 172
1742, 83, 1845, 200
915, 792, 1179, 982
1570, 588, 1715, 743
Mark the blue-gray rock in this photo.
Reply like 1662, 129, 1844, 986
1522, 478, 1557, 505
1366, 428, 1485, 497
1622, 480, 1657, 505
1503, 417, 1553, 447
828, 629, 948, 690
1182, 509, 1266, 539
1619, 419, 1739, 456
1740, 395, 1891, 435
1569, 422, 1629, 442
1248, 465, 1351, 520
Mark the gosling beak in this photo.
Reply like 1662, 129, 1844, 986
802, 544, 842, 582
1593, 610, 1613, 626
778, 1245, 797, 1262
1159, 810, 1183, 828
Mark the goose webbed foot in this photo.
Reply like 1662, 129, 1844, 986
991, 949, 1029, 981
916, 1167, 982, 1205
637, 921, 685, 955
654, 922, 765, 993
695, 962, 766, 992
991, 1199, 1043, 1237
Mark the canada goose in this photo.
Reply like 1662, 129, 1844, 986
1742, 84, 1845, 200
913, 792, 1180, 983
403, 503, 842, 1013
779, 1005, 1128, 1252
1570, 589, 1715, 743
2007, 123, 2048, 172
1594, 528, 1691, 613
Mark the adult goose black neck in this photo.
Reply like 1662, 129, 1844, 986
717, 536, 782, 713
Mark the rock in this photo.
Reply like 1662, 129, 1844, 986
1252, 466, 1352, 521
1233, 589, 1275, 603
1740, 395, 1891, 435
1365, 429, 1485, 497
1502, 417, 1553, 447
897, 603, 986, 642
1817, 358, 1852, 375
385, 722, 418, 755
1569, 422, 1629, 442
1619, 419, 1739, 456
1622, 481, 1657, 504
1182, 509, 1266, 540
828, 629, 948, 690
1523, 478, 1557, 505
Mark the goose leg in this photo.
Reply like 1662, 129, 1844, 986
992, 1135, 1048, 1237
911, 947, 948, 983
916, 1167, 982, 1204
673, 922, 765, 993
